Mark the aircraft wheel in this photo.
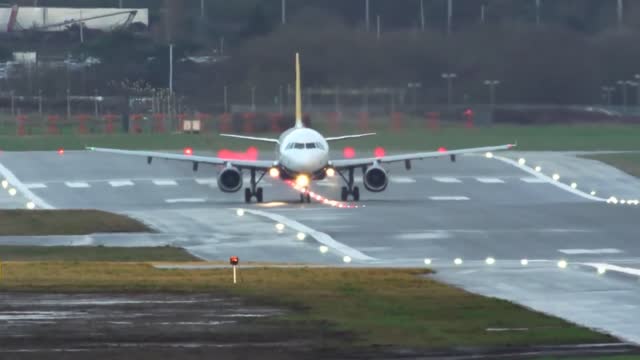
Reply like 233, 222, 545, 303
352, 186, 360, 202
340, 187, 348, 201
244, 188, 252, 203
256, 187, 264, 203
300, 193, 305, 203
306, 193, 311, 203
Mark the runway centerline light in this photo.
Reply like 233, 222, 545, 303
1, 180, 7, 189
319, 245, 329, 254
8, 188, 17, 196
325, 168, 336, 177
424, 258, 432, 266
590, 191, 597, 196
485, 257, 496, 265
296, 232, 306, 241
552, 173, 560, 181
275, 223, 285, 232
236, 209, 245, 217
26, 202, 35, 210
269, 167, 280, 178
620, 199, 626, 205
607, 196, 618, 204
520, 259, 529, 266
570, 182, 577, 189
454, 258, 463, 266
518, 158, 526, 166
295, 174, 310, 188
534, 166, 542, 172
597, 266, 607, 275
343, 256, 352, 263
557, 260, 568, 269
485, 152, 494, 159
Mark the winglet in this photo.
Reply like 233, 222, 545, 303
295, 52, 303, 128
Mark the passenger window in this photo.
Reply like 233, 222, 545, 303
305, 143, 316, 149
294, 143, 305, 149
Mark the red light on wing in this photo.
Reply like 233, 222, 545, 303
438, 147, 447, 153
57, 148, 65, 155
343, 147, 355, 159
183, 147, 193, 156
374, 146, 386, 158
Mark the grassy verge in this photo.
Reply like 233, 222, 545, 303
583, 153, 640, 178
0, 263, 613, 348
0, 246, 197, 261
2, 124, 640, 152
0, 210, 151, 235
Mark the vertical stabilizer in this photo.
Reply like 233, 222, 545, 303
295, 53, 303, 128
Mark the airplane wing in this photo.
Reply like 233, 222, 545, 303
325, 133, 376, 141
86, 147, 276, 170
219, 134, 279, 143
330, 144, 515, 169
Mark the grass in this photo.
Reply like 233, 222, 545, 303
584, 153, 640, 178
0, 263, 614, 348
0, 210, 151, 235
1, 124, 640, 152
0, 246, 197, 261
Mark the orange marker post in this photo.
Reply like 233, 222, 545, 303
229, 256, 239, 284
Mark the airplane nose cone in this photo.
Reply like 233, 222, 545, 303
287, 153, 326, 173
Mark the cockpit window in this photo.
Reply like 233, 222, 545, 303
305, 143, 317, 149
294, 143, 305, 149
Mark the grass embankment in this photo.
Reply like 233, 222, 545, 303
0, 263, 613, 348
0, 210, 150, 235
0, 246, 197, 261
0, 124, 640, 151
584, 153, 640, 178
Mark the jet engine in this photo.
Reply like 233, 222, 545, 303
217, 167, 243, 193
363, 166, 388, 192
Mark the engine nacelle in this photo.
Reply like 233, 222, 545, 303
363, 166, 388, 192
217, 167, 243, 193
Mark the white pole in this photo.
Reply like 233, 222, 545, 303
365, 0, 370, 32
535, 0, 541, 26
376, 15, 381, 39
220, 37, 225, 56
169, 44, 174, 94
618, 0, 623, 29
119, 0, 123, 8
223, 85, 228, 113
447, 0, 453, 35
200, 0, 205, 18
281, 0, 286, 25
480, 5, 486, 24
233, 265, 237, 284
420, 0, 425, 31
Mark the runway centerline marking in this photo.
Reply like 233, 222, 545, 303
429, 196, 470, 201
241, 208, 376, 262
195, 179, 217, 186
433, 177, 461, 183
559, 248, 623, 255
24, 183, 47, 189
65, 182, 91, 188
165, 198, 207, 204
109, 180, 134, 187
476, 177, 505, 184
520, 177, 547, 183
152, 179, 178, 186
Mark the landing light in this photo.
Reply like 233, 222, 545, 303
295, 174, 310, 188
325, 168, 336, 177
269, 167, 280, 178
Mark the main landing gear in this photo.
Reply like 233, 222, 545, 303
244, 168, 265, 203
338, 168, 360, 202
299, 191, 311, 203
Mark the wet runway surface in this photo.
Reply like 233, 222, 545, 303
1, 150, 640, 344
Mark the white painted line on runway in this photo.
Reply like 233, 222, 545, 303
0, 162, 54, 209
165, 198, 207, 204
391, 177, 417, 184
520, 177, 547, 183
582, 263, 640, 277
152, 179, 178, 186
316, 180, 336, 187
559, 248, 623, 255
493, 156, 606, 202
195, 178, 217, 186
109, 180, 134, 187
433, 177, 461, 183
429, 196, 470, 201
476, 177, 505, 184
65, 182, 90, 188
24, 183, 47, 189
241, 208, 376, 262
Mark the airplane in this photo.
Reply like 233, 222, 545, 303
87, 53, 515, 204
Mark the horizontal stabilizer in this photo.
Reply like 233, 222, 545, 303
220, 134, 279, 143
325, 133, 376, 141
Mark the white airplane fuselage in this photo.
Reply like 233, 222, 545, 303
276, 127, 329, 178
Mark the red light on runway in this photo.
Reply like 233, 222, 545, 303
343, 147, 355, 159
438, 147, 447, 153
183, 147, 193, 156
57, 148, 65, 155
374, 147, 386, 158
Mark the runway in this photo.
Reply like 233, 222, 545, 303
1, 149, 640, 343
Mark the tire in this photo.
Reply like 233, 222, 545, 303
244, 188, 252, 203
306, 193, 311, 203
256, 187, 264, 203
353, 186, 360, 202
340, 187, 348, 201
300, 193, 305, 203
